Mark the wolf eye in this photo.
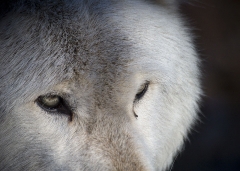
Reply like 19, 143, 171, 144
135, 81, 149, 101
40, 95, 60, 108
36, 95, 72, 119
133, 81, 150, 118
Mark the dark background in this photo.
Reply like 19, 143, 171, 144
172, 0, 240, 171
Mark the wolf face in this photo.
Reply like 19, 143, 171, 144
0, 0, 201, 170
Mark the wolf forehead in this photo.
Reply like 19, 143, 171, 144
0, 0, 190, 98
0, 1, 136, 88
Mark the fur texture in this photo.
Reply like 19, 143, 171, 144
0, 0, 201, 170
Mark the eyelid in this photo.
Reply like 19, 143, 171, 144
135, 81, 150, 101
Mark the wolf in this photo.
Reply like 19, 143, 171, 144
0, 0, 201, 170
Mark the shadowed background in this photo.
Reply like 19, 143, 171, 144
172, 0, 240, 170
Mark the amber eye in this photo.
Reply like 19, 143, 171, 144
36, 95, 72, 119
135, 81, 149, 101
41, 95, 60, 108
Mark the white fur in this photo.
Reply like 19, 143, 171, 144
0, 0, 201, 170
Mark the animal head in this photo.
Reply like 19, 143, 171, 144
0, 0, 201, 170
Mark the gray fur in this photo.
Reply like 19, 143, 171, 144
0, 0, 201, 170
